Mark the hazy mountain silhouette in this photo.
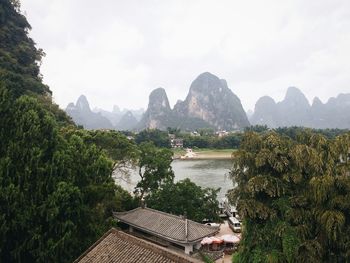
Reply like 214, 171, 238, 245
250, 88, 350, 129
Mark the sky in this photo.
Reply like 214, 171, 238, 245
21, 0, 350, 112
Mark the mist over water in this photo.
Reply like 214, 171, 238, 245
117, 159, 233, 200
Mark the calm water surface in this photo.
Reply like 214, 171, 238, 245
117, 159, 234, 199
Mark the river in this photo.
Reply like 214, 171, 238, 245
115, 159, 234, 200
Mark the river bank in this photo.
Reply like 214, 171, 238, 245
172, 148, 235, 160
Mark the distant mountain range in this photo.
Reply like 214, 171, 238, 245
65, 73, 350, 131
138, 72, 249, 130
250, 87, 350, 129
66, 95, 143, 130
66, 72, 249, 131
92, 106, 144, 126
66, 95, 114, 130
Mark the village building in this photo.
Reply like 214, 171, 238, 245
191, 131, 200, 136
113, 207, 219, 254
216, 130, 229, 137
171, 138, 184, 148
169, 133, 184, 148
74, 228, 200, 263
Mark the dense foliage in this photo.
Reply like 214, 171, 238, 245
181, 127, 347, 150
230, 130, 350, 262
247, 125, 349, 140
0, 1, 135, 262
0, 0, 71, 125
275, 126, 349, 140
135, 129, 171, 148
0, 0, 48, 96
135, 142, 174, 200
182, 133, 242, 149
146, 178, 220, 222
134, 128, 243, 149
131, 141, 221, 223
0, 88, 129, 262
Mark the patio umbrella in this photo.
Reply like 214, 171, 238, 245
221, 234, 240, 243
210, 237, 224, 244
201, 237, 213, 245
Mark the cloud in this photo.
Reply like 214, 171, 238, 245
21, 0, 350, 112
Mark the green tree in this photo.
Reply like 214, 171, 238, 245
135, 129, 170, 148
230, 131, 350, 262
198, 128, 215, 136
61, 128, 138, 183
0, 1, 136, 262
135, 142, 174, 200
274, 126, 349, 140
0, 0, 71, 125
0, 91, 123, 262
167, 126, 181, 136
245, 125, 269, 133
146, 178, 220, 222
0, 0, 49, 96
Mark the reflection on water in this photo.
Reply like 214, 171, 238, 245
172, 159, 233, 199
115, 159, 234, 200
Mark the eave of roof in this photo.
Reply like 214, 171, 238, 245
113, 207, 219, 244
74, 228, 201, 263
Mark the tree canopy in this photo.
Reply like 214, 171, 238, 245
0, 0, 49, 96
146, 178, 220, 222
135, 142, 174, 200
0, 89, 125, 262
230, 130, 350, 262
135, 129, 171, 148
0, 1, 135, 261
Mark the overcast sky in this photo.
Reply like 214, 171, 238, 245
21, 0, 350, 112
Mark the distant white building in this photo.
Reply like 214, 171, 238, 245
191, 131, 200, 136
216, 130, 229, 137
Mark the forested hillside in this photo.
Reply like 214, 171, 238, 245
0, 1, 133, 261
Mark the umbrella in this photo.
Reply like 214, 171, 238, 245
210, 236, 224, 244
220, 234, 240, 243
201, 237, 213, 245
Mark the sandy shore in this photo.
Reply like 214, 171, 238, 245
173, 149, 235, 160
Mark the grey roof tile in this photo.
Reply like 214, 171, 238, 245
75, 228, 199, 263
113, 207, 219, 244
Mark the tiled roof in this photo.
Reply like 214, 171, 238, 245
113, 207, 219, 244
75, 228, 199, 263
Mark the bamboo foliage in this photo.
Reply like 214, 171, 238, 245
230, 130, 350, 262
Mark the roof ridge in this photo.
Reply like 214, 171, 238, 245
143, 207, 188, 220
143, 208, 219, 231
113, 206, 142, 215
113, 207, 187, 221
114, 207, 219, 231
113, 207, 219, 243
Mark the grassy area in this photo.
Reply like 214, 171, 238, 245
172, 148, 236, 159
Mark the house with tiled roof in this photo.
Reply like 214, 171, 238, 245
113, 207, 219, 254
74, 228, 200, 263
